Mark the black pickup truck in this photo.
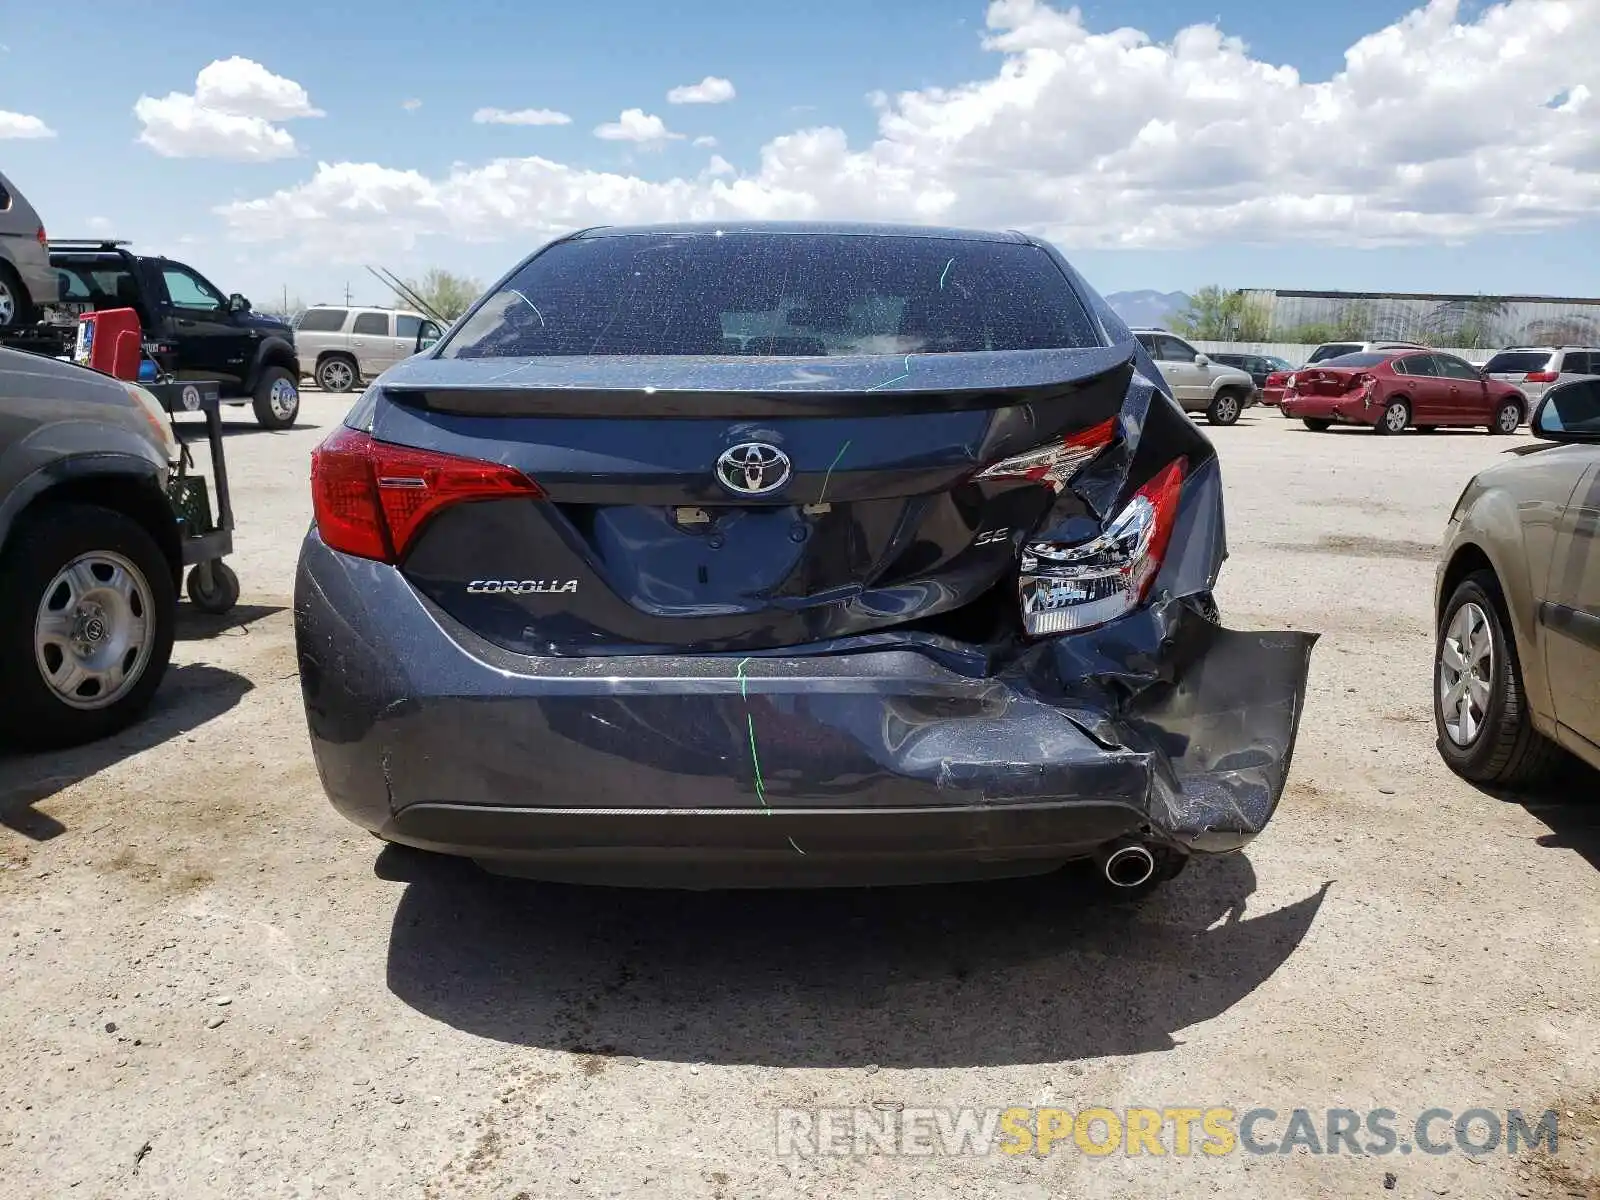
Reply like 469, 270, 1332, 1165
46, 241, 301, 429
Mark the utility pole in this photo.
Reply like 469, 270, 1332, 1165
344, 281, 354, 306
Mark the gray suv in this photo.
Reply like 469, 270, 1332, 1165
0, 169, 56, 329
1131, 329, 1257, 426
0, 347, 182, 746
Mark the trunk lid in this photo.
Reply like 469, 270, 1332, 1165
374, 346, 1135, 655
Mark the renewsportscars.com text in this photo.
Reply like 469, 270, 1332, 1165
775, 1106, 1561, 1158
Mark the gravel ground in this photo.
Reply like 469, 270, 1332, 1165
2, 395, 1596, 1199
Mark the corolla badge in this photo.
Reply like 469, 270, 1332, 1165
716, 442, 792, 496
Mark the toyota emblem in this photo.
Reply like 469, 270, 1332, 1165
715, 442, 792, 497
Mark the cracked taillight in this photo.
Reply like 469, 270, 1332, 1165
1019, 458, 1186, 635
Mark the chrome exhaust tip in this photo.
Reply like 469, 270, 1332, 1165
1101, 842, 1157, 889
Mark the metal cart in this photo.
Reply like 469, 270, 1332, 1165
145, 378, 241, 615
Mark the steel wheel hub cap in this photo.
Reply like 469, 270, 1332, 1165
323, 362, 352, 389
1439, 601, 1494, 746
1387, 406, 1407, 431
1219, 397, 1237, 419
34, 551, 154, 710
0, 281, 14, 324
270, 377, 298, 417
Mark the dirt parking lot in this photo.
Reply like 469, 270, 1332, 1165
2, 395, 1597, 1199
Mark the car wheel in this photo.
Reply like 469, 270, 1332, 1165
0, 263, 36, 330
252, 366, 300, 430
0, 504, 176, 749
1434, 571, 1564, 788
1302, 418, 1333, 431
1206, 389, 1243, 426
1375, 398, 1410, 435
317, 355, 358, 393
1490, 401, 1522, 435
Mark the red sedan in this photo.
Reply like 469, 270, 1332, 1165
1279, 350, 1527, 434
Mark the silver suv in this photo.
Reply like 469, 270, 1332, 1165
0, 169, 56, 330
293, 305, 443, 392
1482, 346, 1600, 406
1131, 329, 1257, 426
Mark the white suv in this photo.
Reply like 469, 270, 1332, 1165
1131, 329, 1258, 426
1304, 340, 1425, 364
294, 305, 444, 392
1482, 346, 1600, 406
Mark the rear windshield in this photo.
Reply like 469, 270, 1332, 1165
1483, 350, 1553, 374
440, 233, 1101, 359
1319, 352, 1388, 368
1307, 343, 1362, 363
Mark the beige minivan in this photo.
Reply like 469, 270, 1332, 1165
0, 169, 57, 329
293, 304, 443, 392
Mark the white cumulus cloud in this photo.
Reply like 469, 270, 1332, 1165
0, 110, 55, 139
219, 0, 1600, 259
667, 76, 736, 105
473, 107, 573, 126
402, 98, 423, 112
594, 108, 682, 143
135, 57, 322, 160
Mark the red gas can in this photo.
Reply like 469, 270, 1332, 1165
74, 308, 144, 380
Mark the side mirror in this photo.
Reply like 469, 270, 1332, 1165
415, 322, 443, 353
1531, 380, 1600, 443
1194, 353, 1210, 367
228, 294, 250, 313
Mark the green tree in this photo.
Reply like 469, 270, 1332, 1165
1456, 298, 1508, 349
1333, 300, 1376, 340
1172, 286, 1245, 340
403, 268, 483, 322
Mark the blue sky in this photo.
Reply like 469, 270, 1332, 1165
3, 0, 1597, 311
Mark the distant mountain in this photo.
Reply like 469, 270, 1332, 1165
1105, 290, 1190, 329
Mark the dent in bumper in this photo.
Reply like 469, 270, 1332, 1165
295, 534, 1316, 865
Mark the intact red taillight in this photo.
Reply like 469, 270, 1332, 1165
310, 427, 544, 563
1265, 371, 1287, 388
1525, 370, 1559, 383
973, 416, 1119, 492
35, 225, 47, 247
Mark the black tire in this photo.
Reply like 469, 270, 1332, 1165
0, 262, 36, 330
316, 355, 359, 393
186, 561, 240, 614
1489, 400, 1522, 435
0, 503, 176, 750
1374, 397, 1410, 435
1206, 389, 1245, 427
1434, 571, 1564, 788
1302, 418, 1333, 431
251, 365, 300, 430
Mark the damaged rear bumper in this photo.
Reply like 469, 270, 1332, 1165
295, 535, 1316, 886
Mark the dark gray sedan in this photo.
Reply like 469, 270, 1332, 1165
294, 223, 1316, 892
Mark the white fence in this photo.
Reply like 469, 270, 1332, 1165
1189, 340, 1490, 367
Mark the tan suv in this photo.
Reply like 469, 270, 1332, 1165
294, 305, 443, 392
0, 169, 56, 330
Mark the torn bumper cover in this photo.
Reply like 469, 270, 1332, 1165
296, 536, 1316, 886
